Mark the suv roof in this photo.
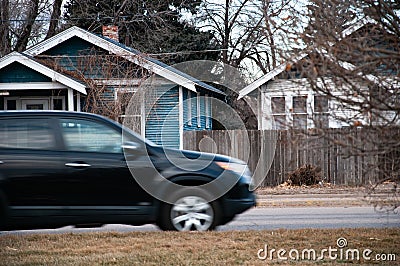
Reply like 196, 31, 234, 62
0, 110, 113, 120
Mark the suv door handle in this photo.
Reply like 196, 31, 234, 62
65, 162, 91, 168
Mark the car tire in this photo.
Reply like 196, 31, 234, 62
157, 187, 220, 231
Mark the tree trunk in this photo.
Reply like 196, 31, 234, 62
0, 0, 11, 56
14, 0, 39, 51
222, 0, 229, 64
46, 0, 63, 39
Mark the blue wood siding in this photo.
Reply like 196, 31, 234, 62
44, 36, 105, 79
144, 87, 213, 148
43, 37, 125, 103
145, 85, 180, 148
0, 62, 51, 83
183, 89, 211, 131
46, 36, 93, 56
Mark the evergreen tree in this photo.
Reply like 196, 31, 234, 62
63, 0, 220, 64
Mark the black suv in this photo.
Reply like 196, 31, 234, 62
0, 111, 255, 231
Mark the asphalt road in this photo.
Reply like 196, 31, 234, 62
1, 206, 399, 235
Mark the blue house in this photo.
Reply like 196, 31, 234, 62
0, 26, 224, 149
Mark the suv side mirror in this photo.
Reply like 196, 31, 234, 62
122, 141, 141, 150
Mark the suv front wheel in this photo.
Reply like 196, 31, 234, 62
158, 188, 220, 231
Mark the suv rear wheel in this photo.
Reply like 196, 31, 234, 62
158, 188, 220, 231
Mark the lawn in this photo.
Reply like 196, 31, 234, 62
1, 228, 398, 265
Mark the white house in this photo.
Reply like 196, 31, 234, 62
238, 17, 399, 130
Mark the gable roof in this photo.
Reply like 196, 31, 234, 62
25, 26, 225, 95
0, 52, 87, 94
238, 17, 376, 99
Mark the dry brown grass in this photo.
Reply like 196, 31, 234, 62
256, 199, 366, 208
255, 185, 366, 195
1, 228, 398, 265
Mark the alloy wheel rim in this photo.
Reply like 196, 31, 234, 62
171, 196, 214, 231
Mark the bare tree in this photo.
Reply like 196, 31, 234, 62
0, 0, 11, 55
287, 0, 400, 210
194, 0, 305, 129
13, 0, 40, 51
196, 0, 304, 77
0, 0, 63, 56
63, 0, 220, 65
45, 0, 62, 38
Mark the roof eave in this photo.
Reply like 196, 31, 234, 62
0, 52, 87, 95
25, 27, 222, 95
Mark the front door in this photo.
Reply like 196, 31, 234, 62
21, 99, 49, 110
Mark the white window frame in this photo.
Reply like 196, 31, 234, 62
292, 95, 308, 129
270, 96, 288, 129
312, 94, 330, 128
21, 98, 50, 110
4, 97, 20, 110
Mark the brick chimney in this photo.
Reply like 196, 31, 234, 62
102, 25, 119, 42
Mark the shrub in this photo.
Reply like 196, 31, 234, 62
287, 164, 322, 186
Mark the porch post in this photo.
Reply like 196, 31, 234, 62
67, 88, 74, 111
76, 92, 81, 112
179, 86, 184, 149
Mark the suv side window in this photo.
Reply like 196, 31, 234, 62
0, 118, 55, 150
60, 118, 122, 153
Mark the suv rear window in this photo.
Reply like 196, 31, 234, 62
0, 118, 55, 150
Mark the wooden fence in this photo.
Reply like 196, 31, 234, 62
183, 128, 398, 186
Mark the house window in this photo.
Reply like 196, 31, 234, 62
6, 99, 17, 110
52, 98, 64, 110
271, 97, 285, 113
293, 114, 307, 128
187, 91, 192, 126
21, 99, 49, 110
293, 96, 307, 129
274, 115, 287, 129
314, 95, 328, 112
116, 90, 135, 116
271, 97, 286, 129
313, 95, 329, 128
293, 96, 307, 113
